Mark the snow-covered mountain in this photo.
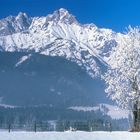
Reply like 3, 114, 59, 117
0, 8, 123, 77
0, 9, 129, 127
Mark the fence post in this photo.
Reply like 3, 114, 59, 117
8, 124, 11, 133
109, 122, 112, 132
34, 121, 37, 132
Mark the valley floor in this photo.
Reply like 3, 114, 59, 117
0, 131, 140, 140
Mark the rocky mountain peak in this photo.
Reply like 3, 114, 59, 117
50, 8, 78, 24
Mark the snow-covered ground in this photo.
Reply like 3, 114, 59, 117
0, 131, 140, 140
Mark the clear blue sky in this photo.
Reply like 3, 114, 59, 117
0, 0, 140, 32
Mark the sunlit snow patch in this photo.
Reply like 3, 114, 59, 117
15, 54, 32, 67
68, 104, 129, 120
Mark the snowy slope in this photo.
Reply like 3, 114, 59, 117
0, 8, 123, 77
0, 132, 140, 140
69, 104, 129, 120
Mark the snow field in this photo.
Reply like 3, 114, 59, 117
0, 131, 140, 140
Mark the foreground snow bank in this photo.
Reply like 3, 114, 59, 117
0, 131, 140, 140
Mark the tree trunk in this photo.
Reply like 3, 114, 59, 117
132, 101, 140, 131
131, 77, 140, 131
